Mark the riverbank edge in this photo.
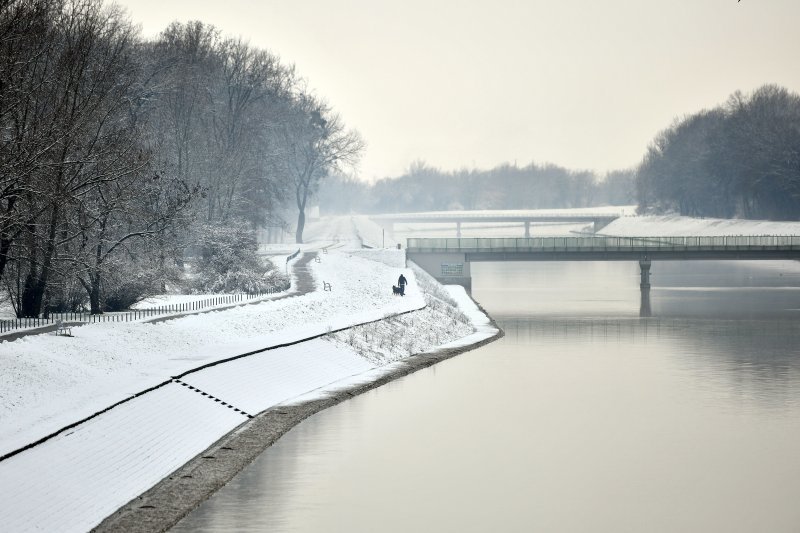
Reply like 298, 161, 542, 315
94, 301, 504, 533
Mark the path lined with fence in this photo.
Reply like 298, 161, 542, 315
0, 250, 315, 341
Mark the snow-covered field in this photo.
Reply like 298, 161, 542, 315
600, 214, 800, 237
382, 210, 800, 240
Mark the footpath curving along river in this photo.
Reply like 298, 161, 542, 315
173, 259, 800, 533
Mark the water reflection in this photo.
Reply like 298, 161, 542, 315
471, 260, 800, 319
640, 288, 651, 317
496, 315, 800, 414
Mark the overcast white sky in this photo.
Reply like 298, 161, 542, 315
115, 0, 800, 181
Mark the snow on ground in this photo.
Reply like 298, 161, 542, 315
0, 230, 498, 532
352, 215, 401, 248
601, 214, 800, 237
304, 216, 363, 249
346, 247, 407, 268
132, 293, 232, 308
0, 251, 424, 457
0, 383, 246, 533
326, 262, 473, 365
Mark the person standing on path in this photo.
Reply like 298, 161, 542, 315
398, 273, 408, 296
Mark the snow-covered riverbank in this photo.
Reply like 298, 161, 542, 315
0, 230, 500, 532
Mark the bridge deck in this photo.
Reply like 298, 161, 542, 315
407, 236, 800, 261
375, 212, 620, 223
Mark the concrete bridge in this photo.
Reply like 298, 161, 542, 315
406, 235, 800, 295
372, 210, 622, 237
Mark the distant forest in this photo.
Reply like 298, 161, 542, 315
321, 84, 800, 221
319, 163, 636, 214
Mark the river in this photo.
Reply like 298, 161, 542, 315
173, 260, 800, 532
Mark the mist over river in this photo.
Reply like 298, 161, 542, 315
174, 259, 800, 532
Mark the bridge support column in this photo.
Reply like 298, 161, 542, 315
639, 259, 651, 290
456, 221, 462, 238
639, 258, 652, 317
524, 221, 530, 238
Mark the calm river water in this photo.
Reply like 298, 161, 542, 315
173, 260, 800, 532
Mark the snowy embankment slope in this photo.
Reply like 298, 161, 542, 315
600, 214, 800, 236
0, 252, 425, 457
0, 214, 500, 533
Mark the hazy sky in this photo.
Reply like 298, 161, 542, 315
115, 0, 800, 181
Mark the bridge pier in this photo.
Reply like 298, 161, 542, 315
456, 221, 462, 238
524, 221, 530, 238
639, 258, 652, 317
639, 258, 651, 290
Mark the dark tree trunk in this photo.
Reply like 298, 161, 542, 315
295, 209, 305, 244
89, 274, 102, 314
20, 272, 38, 317
0, 196, 17, 280
0, 236, 11, 282
89, 240, 104, 314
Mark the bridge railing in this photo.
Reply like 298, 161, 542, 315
407, 235, 800, 252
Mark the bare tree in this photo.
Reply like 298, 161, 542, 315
276, 94, 364, 243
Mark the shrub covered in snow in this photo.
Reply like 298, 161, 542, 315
192, 223, 288, 293
102, 272, 157, 312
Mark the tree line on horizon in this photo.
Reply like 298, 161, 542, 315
0, 0, 363, 318
318, 162, 636, 214
321, 84, 800, 222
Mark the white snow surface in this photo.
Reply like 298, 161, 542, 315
0, 252, 424, 456
601, 215, 800, 237
0, 215, 500, 533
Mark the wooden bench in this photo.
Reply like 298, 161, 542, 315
323, 281, 332, 291
55, 319, 72, 336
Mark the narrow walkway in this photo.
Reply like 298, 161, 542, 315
0, 252, 318, 341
